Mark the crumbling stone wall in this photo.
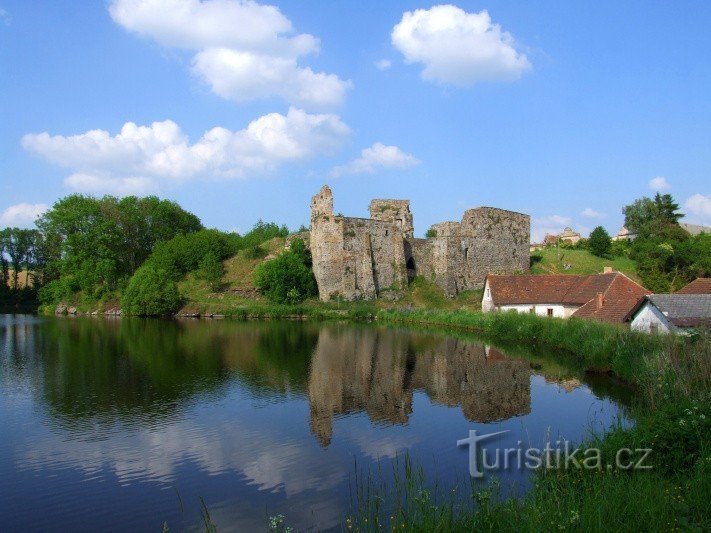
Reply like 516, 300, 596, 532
309, 185, 530, 300
310, 186, 407, 301
369, 199, 414, 238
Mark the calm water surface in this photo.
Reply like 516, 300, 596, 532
0, 314, 631, 531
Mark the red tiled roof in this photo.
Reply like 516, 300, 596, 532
676, 278, 711, 295
485, 273, 651, 323
572, 274, 651, 323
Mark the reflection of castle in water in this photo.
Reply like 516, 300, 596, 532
307, 327, 531, 446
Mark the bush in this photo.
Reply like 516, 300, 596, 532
253, 239, 317, 304
121, 265, 181, 316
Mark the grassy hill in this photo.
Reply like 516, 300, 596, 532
530, 247, 640, 281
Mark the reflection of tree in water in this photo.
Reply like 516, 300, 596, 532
307, 326, 531, 447
0, 317, 319, 431
3, 318, 538, 445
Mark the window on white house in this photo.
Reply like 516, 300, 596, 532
547, 308, 554, 317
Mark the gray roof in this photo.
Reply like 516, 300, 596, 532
647, 294, 711, 327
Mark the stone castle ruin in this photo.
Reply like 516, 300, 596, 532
309, 185, 530, 300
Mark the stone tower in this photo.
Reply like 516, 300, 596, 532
369, 200, 414, 238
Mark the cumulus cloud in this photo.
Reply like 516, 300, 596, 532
684, 194, 711, 223
391, 5, 531, 86
0, 203, 48, 228
532, 214, 572, 243
23, 108, 350, 195
329, 142, 419, 178
375, 59, 391, 70
581, 207, 605, 219
648, 176, 670, 191
109, 0, 350, 110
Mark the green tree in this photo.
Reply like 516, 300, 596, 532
588, 226, 612, 257
197, 251, 224, 291
622, 193, 683, 237
425, 227, 437, 238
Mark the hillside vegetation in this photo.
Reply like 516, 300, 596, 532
531, 247, 639, 279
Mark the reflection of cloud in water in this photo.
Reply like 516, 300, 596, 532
18, 407, 348, 498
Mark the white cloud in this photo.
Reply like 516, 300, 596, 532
391, 5, 531, 86
23, 108, 350, 195
191, 48, 349, 109
329, 142, 419, 178
0, 8, 10, 25
0, 203, 48, 228
532, 214, 572, 243
648, 176, 670, 191
683, 194, 711, 223
109, 0, 350, 110
581, 207, 606, 219
375, 59, 391, 70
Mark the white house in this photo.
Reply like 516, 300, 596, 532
630, 294, 711, 334
482, 272, 650, 323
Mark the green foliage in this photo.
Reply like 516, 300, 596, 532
425, 227, 437, 238
588, 226, 612, 257
237, 220, 289, 251
121, 265, 181, 316
34, 194, 202, 303
631, 229, 710, 292
253, 239, 317, 304
148, 229, 235, 277
623, 192, 683, 236
197, 251, 224, 291
620, 193, 709, 291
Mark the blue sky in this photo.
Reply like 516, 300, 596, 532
1, 1, 710, 240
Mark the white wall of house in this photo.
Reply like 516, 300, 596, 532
481, 280, 581, 317
630, 302, 674, 334
481, 280, 495, 312
497, 304, 579, 318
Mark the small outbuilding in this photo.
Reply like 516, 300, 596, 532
630, 294, 711, 334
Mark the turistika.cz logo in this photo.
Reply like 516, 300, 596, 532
457, 430, 652, 478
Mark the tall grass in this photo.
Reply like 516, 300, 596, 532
375, 308, 664, 384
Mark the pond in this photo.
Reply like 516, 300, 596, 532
0, 314, 632, 531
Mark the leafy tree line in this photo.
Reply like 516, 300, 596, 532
622, 193, 710, 292
36, 195, 203, 305
0, 227, 45, 310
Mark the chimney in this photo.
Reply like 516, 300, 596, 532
596, 292, 604, 310
603, 266, 613, 274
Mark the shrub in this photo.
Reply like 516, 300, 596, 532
253, 239, 317, 304
121, 265, 181, 316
